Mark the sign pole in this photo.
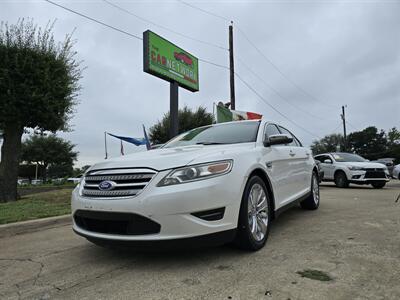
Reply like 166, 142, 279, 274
229, 21, 236, 110
170, 81, 179, 138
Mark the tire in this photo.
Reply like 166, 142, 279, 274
371, 182, 386, 189
234, 176, 271, 251
334, 171, 349, 188
300, 171, 320, 210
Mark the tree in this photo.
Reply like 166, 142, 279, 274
385, 127, 400, 163
0, 19, 82, 201
387, 127, 400, 146
21, 134, 78, 181
149, 106, 214, 144
347, 126, 387, 160
72, 165, 91, 177
310, 134, 343, 155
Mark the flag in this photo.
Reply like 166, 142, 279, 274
216, 104, 262, 123
142, 125, 151, 150
107, 133, 146, 146
120, 140, 124, 156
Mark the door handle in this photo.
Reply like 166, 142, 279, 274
289, 151, 296, 157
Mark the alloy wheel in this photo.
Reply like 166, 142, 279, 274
247, 183, 268, 242
312, 174, 320, 205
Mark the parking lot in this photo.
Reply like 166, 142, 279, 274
1, 181, 399, 300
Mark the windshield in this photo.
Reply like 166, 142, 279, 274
332, 153, 367, 162
163, 121, 260, 148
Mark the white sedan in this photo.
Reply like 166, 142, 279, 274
72, 120, 320, 251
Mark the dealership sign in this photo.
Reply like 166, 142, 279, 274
143, 30, 199, 92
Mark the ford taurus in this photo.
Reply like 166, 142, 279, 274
72, 120, 320, 251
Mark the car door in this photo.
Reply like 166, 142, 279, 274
316, 154, 335, 179
261, 123, 296, 209
278, 126, 311, 197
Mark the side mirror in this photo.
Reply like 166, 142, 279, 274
323, 159, 332, 164
264, 134, 293, 147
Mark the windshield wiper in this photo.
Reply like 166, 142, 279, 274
195, 142, 227, 145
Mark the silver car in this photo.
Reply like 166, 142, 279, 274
393, 164, 400, 180
314, 152, 390, 189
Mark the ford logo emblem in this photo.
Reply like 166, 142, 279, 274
98, 180, 116, 191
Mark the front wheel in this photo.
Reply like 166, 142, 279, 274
300, 171, 320, 210
334, 171, 349, 188
371, 182, 386, 189
234, 176, 271, 251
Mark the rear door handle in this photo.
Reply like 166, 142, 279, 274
289, 151, 296, 157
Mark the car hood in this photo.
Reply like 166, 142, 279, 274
88, 143, 255, 172
339, 161, 387, 169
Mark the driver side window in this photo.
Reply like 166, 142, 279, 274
316, 155, 332, 163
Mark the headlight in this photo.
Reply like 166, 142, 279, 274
77, 178, 85, 196
348, 166, 365, 171
157, 160, 233, 187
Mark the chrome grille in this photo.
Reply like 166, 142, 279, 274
82, 168, 156, 198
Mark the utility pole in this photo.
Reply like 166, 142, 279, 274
341, 105, 347, 151
229, 21, 236, 110
170, 81, 179, 139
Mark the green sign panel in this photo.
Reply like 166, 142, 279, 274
143, 30, 199, 92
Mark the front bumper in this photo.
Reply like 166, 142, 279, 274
71, 170, 244, 242
347, 169, 390, 183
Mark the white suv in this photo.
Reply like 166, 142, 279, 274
72, 120, 320, 251
314, 152, 390, 189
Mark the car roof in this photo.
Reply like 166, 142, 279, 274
315, 152, 354, 156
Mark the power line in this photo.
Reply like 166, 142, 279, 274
102, 0, 228, 51
175, 0, 337, 109
237, 56, 327, 121
235, 72, 322, 139
331, 123, 343, 134
177, 0, 230, 22
44, 0, 228, 70
346, 120, 359, 132
46, 0, 321, 139
198, 58, 229, 70
235, 25, 337, 109
44, 0, 143, 41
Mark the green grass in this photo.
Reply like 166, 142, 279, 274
0, 189, 72, 224
18, 182, 76, 189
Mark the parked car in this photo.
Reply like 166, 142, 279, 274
72, 120, 320, 251
67, 176, 82, 184
314, 152, 390, 189
17, 178, 30, 186
393, 164, 400, 180
52, 178, 66, 185
370, 158, 395, 177
31, 179, 43, 185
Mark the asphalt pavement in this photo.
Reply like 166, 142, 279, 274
1, 181, 399, 300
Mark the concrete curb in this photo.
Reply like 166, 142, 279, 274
0, 214, 71, 238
